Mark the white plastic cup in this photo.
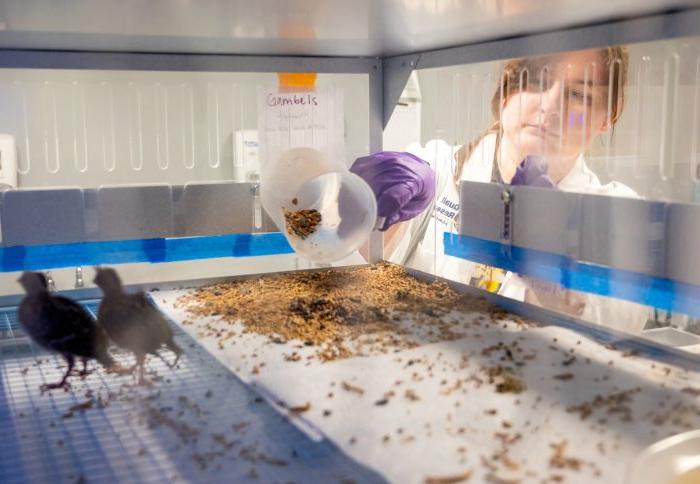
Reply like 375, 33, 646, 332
260, 147, 377, 263
626, 429, 700, 484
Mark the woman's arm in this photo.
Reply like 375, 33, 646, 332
358, 221, 409, 262
383, 221, 410, 259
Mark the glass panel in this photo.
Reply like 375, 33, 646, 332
385, 35, 700, 348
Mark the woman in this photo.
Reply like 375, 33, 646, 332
353, 46, 650, 332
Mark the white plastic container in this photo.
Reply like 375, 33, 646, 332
260, 147, 377, 263
627, 429, 700, 484
258, 85, 377, 263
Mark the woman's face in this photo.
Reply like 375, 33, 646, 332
500, 50, 614, 176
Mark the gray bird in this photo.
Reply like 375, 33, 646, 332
17, 272, 115, 390
93, 267, 182, 384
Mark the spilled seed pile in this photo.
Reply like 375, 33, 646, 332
283, 208, 322, 239
176, 263, 510, 361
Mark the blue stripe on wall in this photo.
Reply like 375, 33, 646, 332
444, 233, 700, 317
0, 233, 294, 272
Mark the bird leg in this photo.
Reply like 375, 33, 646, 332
153, 347, 181, 369
135, 354, 152, 386
169, 353, 181, 369
166, 339, 182, 368
78, 358, 94, 378
41, 354, 74, 391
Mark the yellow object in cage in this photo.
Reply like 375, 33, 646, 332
471, 264, 505, 293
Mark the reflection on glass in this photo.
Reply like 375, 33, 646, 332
390, 39, 700, 340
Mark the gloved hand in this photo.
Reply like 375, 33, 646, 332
350, 151, 436, 231
509, 155, 556, 188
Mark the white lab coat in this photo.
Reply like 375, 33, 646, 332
391, 134, 649, 333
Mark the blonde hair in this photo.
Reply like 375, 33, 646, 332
453, 46, 629, 186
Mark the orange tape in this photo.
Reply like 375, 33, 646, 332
277, 72, 317, 91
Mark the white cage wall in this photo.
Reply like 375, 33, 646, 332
0, 70, 370, 188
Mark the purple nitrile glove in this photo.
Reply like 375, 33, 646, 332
350, 151, 436, 231
510, 155, 556, 188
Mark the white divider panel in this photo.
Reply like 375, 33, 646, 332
511, 186, 582, 259
579, 195, 666, 276
666, 202, 700, 286
458, 181, 685, 281
0, 182, 268, 246
458, 181, 503, 243
1, 188, 86, 245
96, 185, 174, 241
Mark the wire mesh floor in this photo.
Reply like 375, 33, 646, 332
0, 299, 386, 484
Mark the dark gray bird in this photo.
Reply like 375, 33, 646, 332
17, 271, 115, 390
93, 267, 182, 384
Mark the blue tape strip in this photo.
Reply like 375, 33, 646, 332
444, 233, 700, 317
0, 233, 294, 272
